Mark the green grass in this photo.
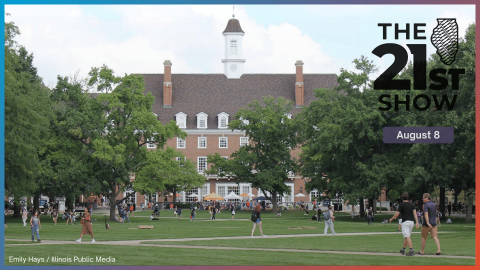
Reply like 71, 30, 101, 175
4, 210, 475, 265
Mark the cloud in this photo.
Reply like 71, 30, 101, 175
5, 5, 340, 86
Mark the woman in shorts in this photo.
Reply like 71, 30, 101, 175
251, 204, 266, 238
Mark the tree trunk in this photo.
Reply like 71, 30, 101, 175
271, 190, 278, 214
109, 190, 120, 221
33, 194, 40, 212
439, 187, 446, 220
173, 187, 177, 206
360, 198, 365, 217
466, 193, 473, 223
13, 196, 21, 218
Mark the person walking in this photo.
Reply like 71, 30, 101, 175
323, 206, 336, 235
231, 204, 236, 220
389, 192, 419, 256
419, 193, 441, 255
212, 205, 216, 220
22, 207, 29, 226
76, 207, 95, 243
436, 209, 441, 228
208, 204, 213, 219
30, 211, 41, 242
130, 205, 134, 217
52, 209, 58, 225
177, 207, 182, 221
141, 201, 145, 211
367, 207, 374, 225
66, 210, 73, 225
190, 208, 196, 221
251, 204, 266, 238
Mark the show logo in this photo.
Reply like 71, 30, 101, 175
373, 20, 465, 111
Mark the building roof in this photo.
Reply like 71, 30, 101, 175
222, 18, 245, 34
140, 73, 338, 129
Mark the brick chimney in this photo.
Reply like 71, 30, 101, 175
163, 60, 172, 108
295, 60, 304, 107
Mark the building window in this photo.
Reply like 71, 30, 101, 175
197, 157, 207, 174
185, 188, 199, 202
177, 137, 186, 148
310, 189, 319, 203
217, 112, 229, 129
240, 137, 249, 147
230, 40, 237, 54
240, 117, 249, 126
196, 112, 208, 129
175, 112, 187, 129
147, 138, 156, 149
198, 137, 207, 148
219, 137, 228, 148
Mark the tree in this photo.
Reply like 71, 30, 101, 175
134, 148, 206, 205
403, 23, 476, 222
51, 65, 186, 220
299, 56, 415, 217
5, 20, 51, 214
207, 96, 300, 214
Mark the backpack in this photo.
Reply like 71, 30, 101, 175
323, 210, 331, 221
251, 211, 258, 222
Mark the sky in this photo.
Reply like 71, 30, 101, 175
5, 5, 475, 88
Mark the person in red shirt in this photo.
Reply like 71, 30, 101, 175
130, 205, 134, 217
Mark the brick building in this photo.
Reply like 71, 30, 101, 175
106, 16, 342, 208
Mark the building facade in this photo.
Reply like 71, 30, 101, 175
109, 16, 343, 207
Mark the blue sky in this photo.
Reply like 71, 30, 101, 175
5, 5, 475, 88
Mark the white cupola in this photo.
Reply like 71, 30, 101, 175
221, 15, 245, 79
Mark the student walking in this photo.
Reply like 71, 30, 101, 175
190, 208, 196, 221
22, 208, 28, 226
231, 205, 236, 220
251, 204, 266, 238
389, 192, 419, 256
177, 207, 182, 221
367, 207, 374, 225
52, 209, 58, 225
324, 206, 336, 235
30, 211, 41, 242
419, 193, 441, 255
317, 207, 322, 223
66, 210, 73, 225
76, 207, 95, 243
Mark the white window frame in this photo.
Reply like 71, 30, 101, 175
197, 156, 207, 174
177, 137, 186, 149
146, 137, 156, 149
240, 117, 249, 126
230, 40, 237, 55
198, 137, 207, 149
240, 137, 249, 147
217, 112, 229, 129
175, 112, 187, 129
219, 137, 228, 148
196, 112, 208, 129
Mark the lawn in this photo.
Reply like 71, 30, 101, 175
4, 210, 475, 265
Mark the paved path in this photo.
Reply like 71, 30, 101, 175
6, 232, 474, 260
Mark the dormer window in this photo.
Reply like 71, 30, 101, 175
240, 117, 249, 126
146, 137, 156, 149
230, 40, 237, 54
281, 113, 293, 124
217, 112, 229, 129
196, 112, 208, 129
175, 112, 187, 129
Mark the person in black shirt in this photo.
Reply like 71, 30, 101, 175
390, 192, 419, 256
367, 207, 374, 225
